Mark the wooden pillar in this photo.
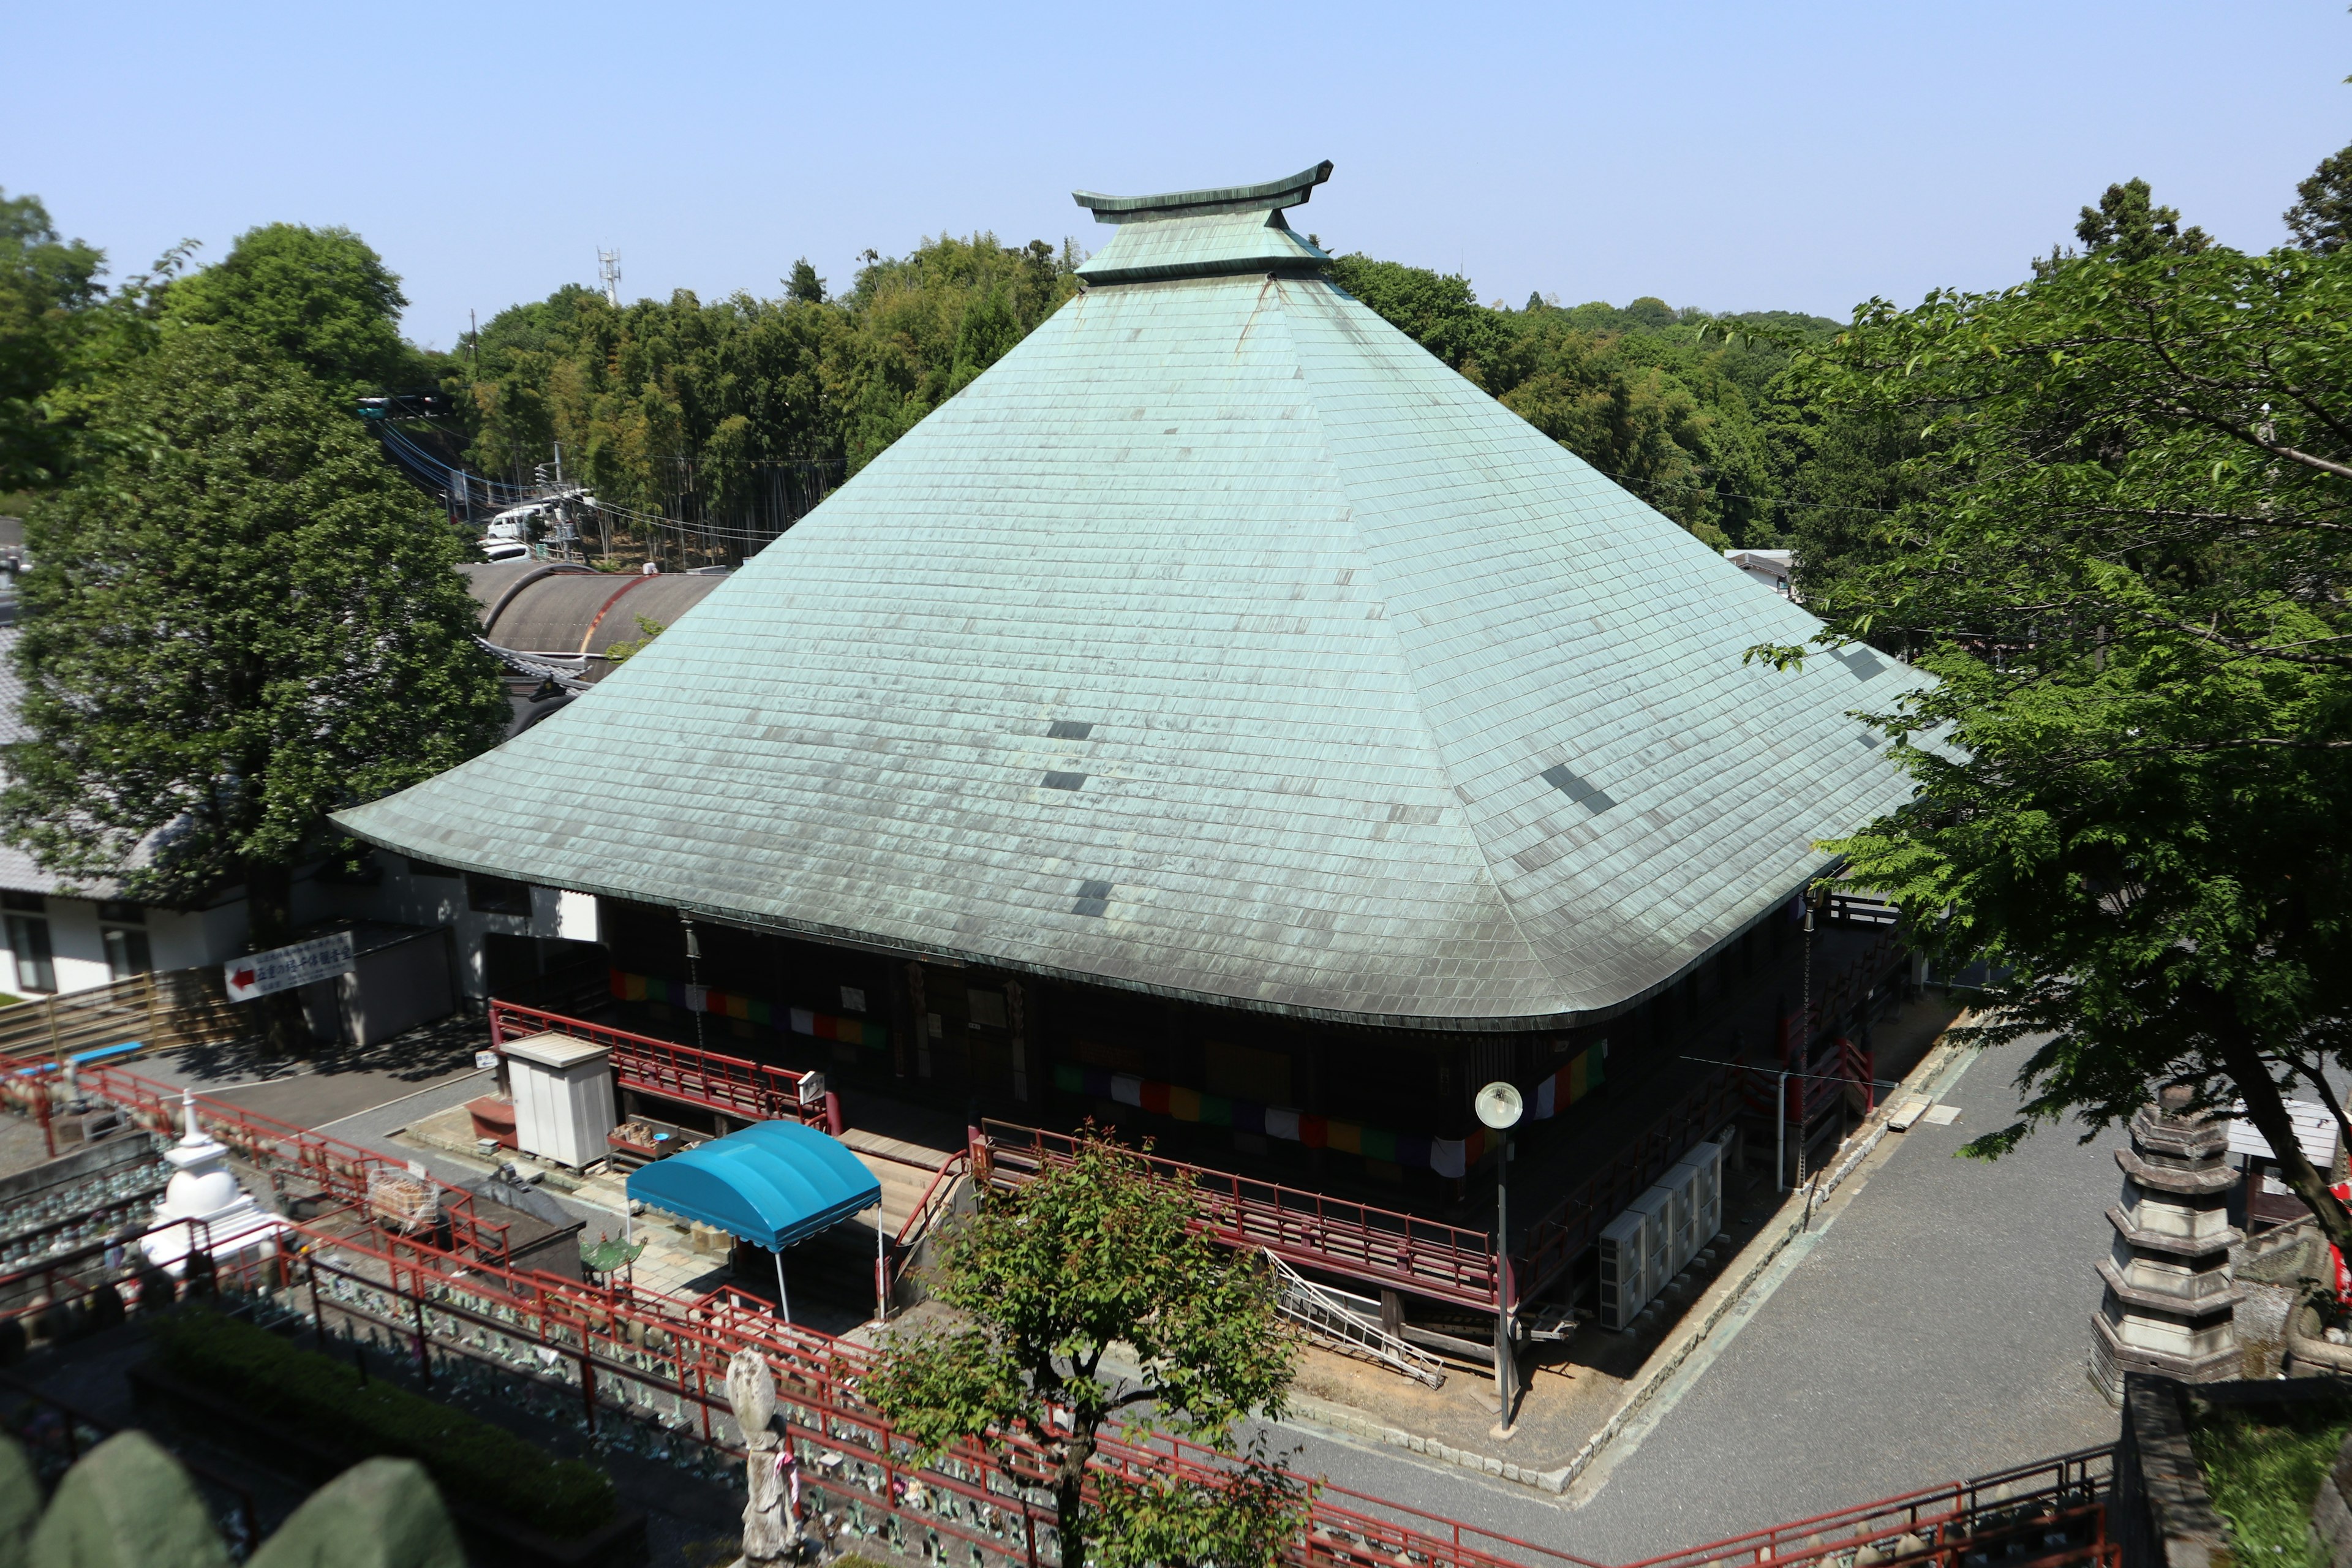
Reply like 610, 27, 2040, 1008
1007, 979, 1028, 1104
900, 962, 924, 1080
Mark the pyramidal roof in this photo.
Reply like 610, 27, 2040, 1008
335, 163, 1918, 1031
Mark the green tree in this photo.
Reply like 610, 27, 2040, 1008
601, 613, 666, 663
2073, 176, 2212, 262
1495, 325, 1730, 546
6, 329, 508, 1049
0, 191, 107, 491
2286, 145, 2352, 254
864, 1131, 1303, 1568
1327, 254, 1511, 384
785, 257, 827, 304
163, 224, 425, 394
1775, 198, 2352, 1245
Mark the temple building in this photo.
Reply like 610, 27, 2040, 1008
335, 162, 1917, 1196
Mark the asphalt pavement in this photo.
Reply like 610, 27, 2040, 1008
1261, 1034, 2126, 1564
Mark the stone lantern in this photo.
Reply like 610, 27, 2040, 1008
2090, 1085, 2242, 1402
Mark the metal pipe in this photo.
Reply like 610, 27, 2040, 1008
774, 1248, 790, 1324
1493, 1133, 1515, 1422
1777, 1070, 1790, 1194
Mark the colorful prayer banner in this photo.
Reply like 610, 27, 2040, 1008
609, 969, 888, 1050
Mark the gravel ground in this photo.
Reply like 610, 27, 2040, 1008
1257, 1034, 2128, 1565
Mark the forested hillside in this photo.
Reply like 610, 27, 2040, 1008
456, 238, 1083, 527
436, 236, 1866, 557
0, 198, 1901, 567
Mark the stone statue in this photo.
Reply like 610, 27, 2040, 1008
725, 1349, 795, 1566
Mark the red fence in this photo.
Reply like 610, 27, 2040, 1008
1616, 1447, 2114, 1568
2, 1204, 2112, 1568
0, 1041, 2114, 1568
15, 1051, 518, 1265
489, 1000, 824, 1128
3, 1205, 1613, 1568
982, 1119, 1503, 1311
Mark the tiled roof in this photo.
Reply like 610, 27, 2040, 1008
333, 170, 1920, 1031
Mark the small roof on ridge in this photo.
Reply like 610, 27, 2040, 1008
1072, 160, 1333, 221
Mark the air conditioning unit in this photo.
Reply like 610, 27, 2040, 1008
1673, 1138, 1726, 1248
1597, 1207, 1651, 1331
1660, 1163, 1700, 1280
1629, 1185, 1676, 1303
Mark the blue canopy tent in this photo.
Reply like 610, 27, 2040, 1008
625, 1120, 881, 1321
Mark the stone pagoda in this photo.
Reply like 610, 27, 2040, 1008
2090, 1085, 2242, 1401
141, 1090, 285, 1276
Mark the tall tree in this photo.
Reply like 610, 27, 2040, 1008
2286, 145, 2352, 254
1773, 183, 2352, 1244
162, 224, 425, 394
6, 328, 508, 1047
0, 191, 107, 492
864, 1131, 1302, 1568
2072, 176, 2212, 262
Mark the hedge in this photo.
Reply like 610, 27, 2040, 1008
151, 1308, 617, 1537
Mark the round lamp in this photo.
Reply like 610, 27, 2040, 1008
1474, 1080, 1524, 1132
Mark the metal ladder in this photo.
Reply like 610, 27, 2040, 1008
1265, 1250, 1447, 1389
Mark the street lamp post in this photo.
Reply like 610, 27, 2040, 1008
1476, 1080, 1525, 1431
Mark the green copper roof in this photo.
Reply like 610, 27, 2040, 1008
1074, 209, 1329, 285
1073, 161, 1333, 284
334, 166, 1920, 1031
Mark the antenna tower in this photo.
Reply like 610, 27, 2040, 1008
597, 249, 622, 307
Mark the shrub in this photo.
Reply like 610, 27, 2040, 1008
150, 1308, 616, 1538
2189, 1393, 2352, 1568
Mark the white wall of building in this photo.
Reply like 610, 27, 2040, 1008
0, 853, 578, 1007
310, 854, 575, 1003
0, 893, 245, 998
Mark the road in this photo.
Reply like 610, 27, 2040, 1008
1261, 1035, 2125, 1564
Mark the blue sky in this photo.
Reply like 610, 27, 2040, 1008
10, 1, 2347, 349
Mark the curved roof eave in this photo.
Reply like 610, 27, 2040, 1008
333, 810, 1839, 1035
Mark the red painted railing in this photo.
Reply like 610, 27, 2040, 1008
1, 1049, 2110, 1568
981, 1119, 1502, 1311
1616, 1446, 2114, 1568
886, 1147, 972, 1292
5, 1202, 2109, 1568
35, 1052, 515, 1264
489, 1000, 824, 1128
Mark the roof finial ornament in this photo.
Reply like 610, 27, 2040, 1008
1069, 162, 1337, 286
1072, 162, 1333, 224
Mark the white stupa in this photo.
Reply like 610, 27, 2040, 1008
141, 1089, 285, 1276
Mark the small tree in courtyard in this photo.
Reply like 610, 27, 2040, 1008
863, 1129, 1305, 1568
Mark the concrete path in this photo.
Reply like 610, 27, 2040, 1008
1264, 1033, 2125, 1564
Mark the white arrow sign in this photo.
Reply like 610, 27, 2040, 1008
225, 931, 356, 1002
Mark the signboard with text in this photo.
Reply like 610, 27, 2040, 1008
225, 932, 356, 1002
